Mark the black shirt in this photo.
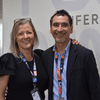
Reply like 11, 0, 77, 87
0, 50, 48, 100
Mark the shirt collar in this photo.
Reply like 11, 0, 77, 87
53, 39, 71, 52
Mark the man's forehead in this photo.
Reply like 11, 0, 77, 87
52, 15, 69, 23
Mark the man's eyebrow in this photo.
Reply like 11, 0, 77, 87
53, 22, 59, 25
53, 22, 59, 24
62, 22, 68, 24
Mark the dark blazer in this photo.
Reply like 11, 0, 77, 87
41, 43, 100, 100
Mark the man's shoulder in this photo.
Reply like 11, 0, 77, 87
43, 46, 54, 54
41, 46, 54, 59
76, 44, 89, 51
73, 44, 93, 55
34, 49, 44, 57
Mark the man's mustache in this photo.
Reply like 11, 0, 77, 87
54, 31, 66, 35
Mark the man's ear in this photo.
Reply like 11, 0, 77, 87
70, 25, 73, 34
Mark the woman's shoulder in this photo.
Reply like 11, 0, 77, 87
0, 53, 15, 61
0, 53, 16, 76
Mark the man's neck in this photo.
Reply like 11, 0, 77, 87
55, 40, 69, 55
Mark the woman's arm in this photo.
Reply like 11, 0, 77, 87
0, 75, 10, 100
72, 39, 82, 45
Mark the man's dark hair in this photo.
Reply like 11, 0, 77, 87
50, 9, 72, 27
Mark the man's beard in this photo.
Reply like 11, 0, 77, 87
54, 31, 66, 43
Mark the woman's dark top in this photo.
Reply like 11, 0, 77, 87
0, 49, 48, 100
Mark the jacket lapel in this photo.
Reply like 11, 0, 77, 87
67, 43, 77, 90
48, 48, 54, 80
47, 47, 54, 99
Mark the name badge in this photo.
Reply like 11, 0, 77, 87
30, 88, 41, 100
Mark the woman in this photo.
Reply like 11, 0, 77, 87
0, 18, 48, 100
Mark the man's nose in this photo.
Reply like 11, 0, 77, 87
58, 25, 63, 32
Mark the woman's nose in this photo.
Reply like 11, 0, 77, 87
23, 33, 28, 38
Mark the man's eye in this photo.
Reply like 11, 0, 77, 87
53, 23, 58, 27
62, 23, 67, 27
62, 23, 69, 27
63, 24, 66, 26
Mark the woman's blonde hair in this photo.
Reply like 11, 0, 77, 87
10, 18, 38, 57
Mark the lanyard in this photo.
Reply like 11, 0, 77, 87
55, 49, 65, 97
19, 51, 37, 87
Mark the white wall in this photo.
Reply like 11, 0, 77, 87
3, 0, 100, 73
0, 19, 2, 56
2, 0, 100, 99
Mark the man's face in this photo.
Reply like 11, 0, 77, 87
50, 15, 73, 43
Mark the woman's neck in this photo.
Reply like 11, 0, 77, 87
20, 49, 33, 61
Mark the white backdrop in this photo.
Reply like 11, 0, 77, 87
2, 0, 100, 99
0, 19, 2, 56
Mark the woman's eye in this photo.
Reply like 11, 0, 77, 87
27, 32, 32, 34
19, 33, 23, 35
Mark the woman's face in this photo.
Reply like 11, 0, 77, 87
16, 23, 34, 51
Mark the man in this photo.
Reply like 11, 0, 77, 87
42, 10, 100, 100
